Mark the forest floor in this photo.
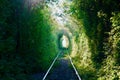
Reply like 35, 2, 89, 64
32, 53, 78, 80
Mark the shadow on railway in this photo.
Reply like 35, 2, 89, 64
31, 51, 79, 80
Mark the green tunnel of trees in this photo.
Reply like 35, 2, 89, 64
0, 0, 57, 79
71, 0, 120, 80
0, 0, 120, 80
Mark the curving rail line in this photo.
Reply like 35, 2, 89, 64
42, 51, 81, 80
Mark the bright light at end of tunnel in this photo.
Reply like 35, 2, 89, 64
62, 35, 69, 48
62, 38, 67, 47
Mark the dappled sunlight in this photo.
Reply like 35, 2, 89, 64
45, 1, 94, 79
70, 37, 78, 57
45, 1, 93, 73
46, 0, 72, 27
1, 0, 120, 80
46, 0, 80, 58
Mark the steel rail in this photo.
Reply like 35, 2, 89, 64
68, 53, 82, 80
42, 51, 61, 80
42, 51, 81, 80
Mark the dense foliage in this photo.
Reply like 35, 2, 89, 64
0, 0, 57, 79
1, 0, 120, 80
71, 0, 120, 80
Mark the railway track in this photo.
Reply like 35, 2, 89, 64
42, 51, 81, 80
